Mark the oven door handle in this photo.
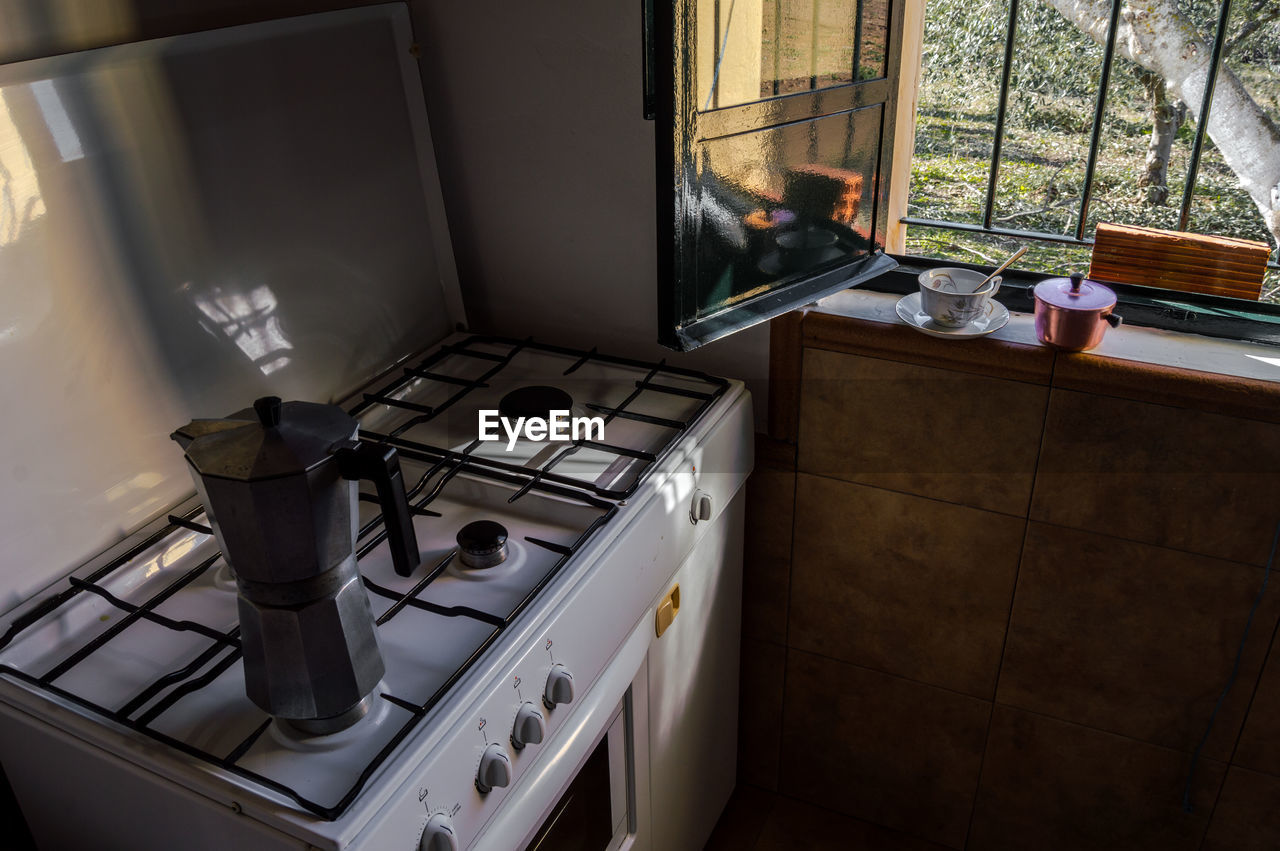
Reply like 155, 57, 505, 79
471, 615, 652, 851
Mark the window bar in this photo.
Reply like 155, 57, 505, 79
714, 0, 722, 109
773, 0, 782, 95
852, 0, 863, 81
982, 0, 1022, 229
1073, 0, 1124, 241
1177, 0, 1235, 232
809, 0, 821, 90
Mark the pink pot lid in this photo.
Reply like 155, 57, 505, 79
1034, 273, 1117, 311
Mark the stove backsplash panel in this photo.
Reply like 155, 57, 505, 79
0, 7, 462, 609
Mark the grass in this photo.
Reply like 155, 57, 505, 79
904, 0, 1280, 303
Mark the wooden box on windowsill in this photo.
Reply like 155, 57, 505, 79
1088, 222, 1270, 300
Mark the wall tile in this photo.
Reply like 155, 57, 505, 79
738, 638, 785, 790
779, 650, 989, 849
802, 309, 1055, 385
755, 794, 951, 851
1030, 388, 1280, 565
1202, 766, 1280, 850
742, 467, 794, 645
968, 706, 1224, 851
998, 523, 1278, 760
1234, 642, 1280, 776
790, 474, 1022, 698
798, 348, 1048, 516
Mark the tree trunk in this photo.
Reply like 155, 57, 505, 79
1043, 0, 1280, 247
1137, 69, 1186, 206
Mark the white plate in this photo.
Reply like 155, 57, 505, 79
894, 292, 1010, 339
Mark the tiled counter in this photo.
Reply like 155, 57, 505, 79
733, 295, 1280, 850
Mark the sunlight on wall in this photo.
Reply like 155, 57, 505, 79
0, 89, 46, 249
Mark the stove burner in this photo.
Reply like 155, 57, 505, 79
498, 386, 574, 423
456, 520, 509, 569
278, 694, 372, 737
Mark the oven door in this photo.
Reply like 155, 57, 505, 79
472, 618, 652, 851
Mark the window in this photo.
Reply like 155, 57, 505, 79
656, 0, 905, 350
898, 0, 1280, 303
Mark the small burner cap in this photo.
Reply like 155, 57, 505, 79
498, 386, 574, 423
457, 520, 509, 569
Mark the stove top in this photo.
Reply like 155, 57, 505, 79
352, 336, 728, 499
0, 336, 727, 823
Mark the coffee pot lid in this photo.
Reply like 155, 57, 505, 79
172, 396, 357, 481
1034, 272, 1117, 311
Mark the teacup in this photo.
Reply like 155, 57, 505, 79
918, 268, 1001, 327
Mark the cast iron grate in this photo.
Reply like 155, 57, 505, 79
350, 335, 729, 501
0, 452, 616, 821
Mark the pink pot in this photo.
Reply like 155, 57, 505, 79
1033, 273, 1122, 351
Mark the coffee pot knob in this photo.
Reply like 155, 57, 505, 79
253, 395, 283, 427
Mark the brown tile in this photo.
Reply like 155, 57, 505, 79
704, 784, 778, 851
798, 348, 1048, 516
742, 468, 794, 645
803, 309, 1055, 385
755, 794, 950, 850
768, 310, 807, 443
779, 650, 989, 849
1054, 352, 1280, 426
998, 523, 1278, 760
738, 639, 785, 790
1030, 388, 1280, 565
1202, 766, 1280, 850
968, 706, 1225, 851
1235, 643, 1280, 776
790, 474, 1022, 698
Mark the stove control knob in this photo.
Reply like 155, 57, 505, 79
476, 743, 512, 793
690, 489, 713, 523
511, 701, 546, 749
544, 663, 575, 710
419, 813, 459, 851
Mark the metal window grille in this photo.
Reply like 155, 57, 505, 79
899, 0, 1280, 280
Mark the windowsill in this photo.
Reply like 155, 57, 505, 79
809, 289, 1280, 413
816, 288, 1280, 383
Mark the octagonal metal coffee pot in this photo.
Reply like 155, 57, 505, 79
172, 396, 421, 734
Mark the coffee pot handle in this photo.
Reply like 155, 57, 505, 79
336, 441, 421, 577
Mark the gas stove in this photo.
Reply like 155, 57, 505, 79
0, 333, 751, 849
0, 9, 751, 849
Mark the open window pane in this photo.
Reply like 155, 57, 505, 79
693, 105, 883, 317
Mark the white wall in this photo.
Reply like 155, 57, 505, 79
410, 0, 771, 421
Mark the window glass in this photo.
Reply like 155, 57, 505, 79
697, 0, 879, 111
661, 0, 902, 349
694, 106, 882, 316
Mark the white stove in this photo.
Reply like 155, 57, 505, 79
0, 8, 753, 850
0, 331, 753, 849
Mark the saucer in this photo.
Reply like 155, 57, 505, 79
895, 292, 1010, 339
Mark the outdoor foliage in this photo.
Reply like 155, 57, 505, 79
906, 0, 1280, 301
